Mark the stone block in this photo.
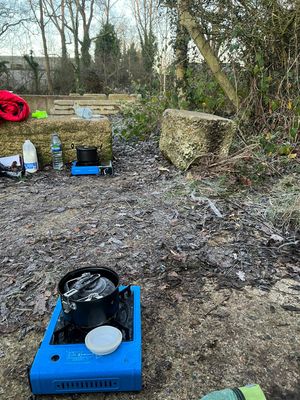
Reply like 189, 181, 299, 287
159, 109, 236, 170
74, 100, 116, 106
83, 93, 107, 99
0, 116, 112, 166
54, 100, 75, 106
74, 100, 101, 106
52, 104, 75, 110
50, 108, 75, 115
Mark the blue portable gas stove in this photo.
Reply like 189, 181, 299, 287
71, 160, 113, 176
29, 284, 142, 395
70, 145, 113, 176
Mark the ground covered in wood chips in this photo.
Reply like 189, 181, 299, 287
0, 131, 300, 400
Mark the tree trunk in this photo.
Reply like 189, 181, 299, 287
75, 0, 95, 69
178, 0, 239, 109
61, 32, 68, 65
60, 0, 67, 66
74, 39, 81, 92
81, 30, 92, 68
43, 0, 68, 67
175, 21, 189, 108
39, 0, 53, 94
66, 0, 81, 91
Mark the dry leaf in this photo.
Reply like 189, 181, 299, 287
168, 271, 179, 278
186, 171, 194, 181
33, 290, 52, 315
170, 250, 187, 263
158, 284, 168, 290
174, 292, 183, 302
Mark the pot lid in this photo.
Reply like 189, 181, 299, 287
63, 272, 115, 302
85, 326, 122, 355
76, 145, 98, 151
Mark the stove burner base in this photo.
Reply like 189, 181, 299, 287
71, 160, 113, 176
29, 286, 142, 395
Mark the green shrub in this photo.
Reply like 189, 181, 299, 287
116, 95, 169, 141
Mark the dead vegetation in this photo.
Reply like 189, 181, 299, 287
266, 175, 300, 233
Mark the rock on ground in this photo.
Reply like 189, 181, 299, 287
160, 109, 236, 170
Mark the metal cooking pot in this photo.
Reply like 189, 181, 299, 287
58, 267, 120, 328
76, 146, 99, 166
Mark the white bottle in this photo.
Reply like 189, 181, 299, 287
23, 139, 38, 173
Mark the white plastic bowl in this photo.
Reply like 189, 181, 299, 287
85, 326, 122, 355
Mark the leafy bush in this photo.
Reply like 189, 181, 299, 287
116, 96, 169, 141
186, 66, 230, 115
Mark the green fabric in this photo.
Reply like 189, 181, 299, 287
32, 110, 48, 119
239, 385, 266, 400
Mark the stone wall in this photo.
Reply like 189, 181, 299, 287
22, 94, 140, 116
0, 116, 112, 166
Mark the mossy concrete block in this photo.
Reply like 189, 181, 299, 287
50, 109, 75, 115
54, 100, 75, 106
83, 93, 107, 99
0, 116, 112, 166
159, 109, 236, 170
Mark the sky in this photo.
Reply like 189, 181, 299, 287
0, 0, 143, 58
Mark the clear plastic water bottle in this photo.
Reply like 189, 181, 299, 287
74, 107, 93, 119
200, 384, 266, 400
51, 132, 63, 170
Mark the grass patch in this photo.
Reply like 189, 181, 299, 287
267, 175, 300, 233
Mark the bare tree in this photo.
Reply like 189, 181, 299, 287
43, 0, 68, 66
75, 0, 95, 68
175, 21, 189, 106
101, 0, 119, 25
0, 0, 30, 38
132, 0, 158, 86
177, 0, 239, 109
66, 0, 81, 91
64, 0, 96, 71
28, 0, 54, 93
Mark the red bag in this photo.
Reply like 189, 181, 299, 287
0, 90, 30, 122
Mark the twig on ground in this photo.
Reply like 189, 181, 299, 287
190, 191, 223, 218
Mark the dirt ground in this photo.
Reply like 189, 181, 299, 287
0, 132, 299, 400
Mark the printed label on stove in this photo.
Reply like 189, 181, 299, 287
67, 351, 101, 362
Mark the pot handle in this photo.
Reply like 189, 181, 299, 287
62, 296, 77, 313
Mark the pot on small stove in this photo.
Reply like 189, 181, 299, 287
76, 145, 100, 166
58, 267, 120, 328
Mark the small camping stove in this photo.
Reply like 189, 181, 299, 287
71, 160, 113, 176
29, 285, 142, 395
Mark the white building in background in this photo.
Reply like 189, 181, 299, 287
0, 55, 60, 93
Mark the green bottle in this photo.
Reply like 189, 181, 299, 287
200, 384, 266, 400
